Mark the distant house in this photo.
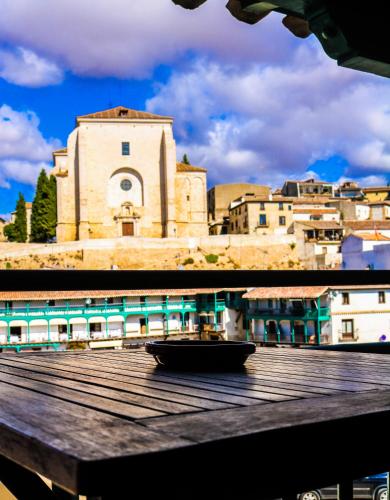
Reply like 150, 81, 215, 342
343, 220, 390, 237
281, 178, 335, 198
228, 195, 294, 235
292, 221, 344, 269
334, 181, 364, 199
362, 186, 390, 203
207, 183, 270, 234
342, 233, 390, 270
292, 198, 340, 223
367, 201, 390, 220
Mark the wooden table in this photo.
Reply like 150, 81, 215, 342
0, 347, 390, 499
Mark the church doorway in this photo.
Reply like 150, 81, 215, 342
122, 222, 134, 236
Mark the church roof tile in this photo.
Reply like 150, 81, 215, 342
77, 106, 172, 121
176, 162, 207, 173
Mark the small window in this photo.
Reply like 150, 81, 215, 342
268, 299, 273, 308
58, 324, 72, 334
140, 297, 146, 304
341, 319, 354, 339
5, 301, 12, 310
288, 205, 292, 211
259, 202, 265, 210
379, 291, 386, 304
107, 297, 114, 304
187, 195, 190, 201
342, 293, 350, 305
47, 300, 55, 307
90, 323, 102, 333
122, 142, 130, 155
279, 216, 286, 226
278, 202, 284, 210
259, 214, 267, 226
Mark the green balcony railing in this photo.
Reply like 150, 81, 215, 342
246, 306, 330, 321
0, 300, 226, 322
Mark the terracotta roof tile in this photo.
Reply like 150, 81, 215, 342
293, 209, 338, 214
352, 232, 390, 241
296, 221, 343, 230
362, 186, 390, 193
176, 162, 207, 173
344, 220, 390, 230
243, 286, 329, 299
77, 106, 172, 122
0, 288, 246, 302
53, 148, 68, 155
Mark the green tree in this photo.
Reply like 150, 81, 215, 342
30, 169, 53, 242
14, 193, 27, 242
182, 154, 191, 165
48, 175, 57, 239
3, 223, 17, 242
3, 193, 27, 242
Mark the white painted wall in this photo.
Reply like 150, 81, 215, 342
330, 288, 390, 343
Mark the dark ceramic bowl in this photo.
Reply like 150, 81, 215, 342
145, 340, 256, 370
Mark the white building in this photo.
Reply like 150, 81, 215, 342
342, 233, 390, 270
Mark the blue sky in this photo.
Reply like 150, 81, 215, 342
1, 1, 390, 217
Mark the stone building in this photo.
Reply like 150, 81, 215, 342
52, 106, 208, 242
0, 218, 6, 242
282, 178, 335, 198
228, 195, 293, 235
207, 183, 269, 234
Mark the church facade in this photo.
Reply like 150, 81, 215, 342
52, 106, 208, 242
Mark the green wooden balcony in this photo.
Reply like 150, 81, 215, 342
0, 299, 226, 322
246, 306, 330, 321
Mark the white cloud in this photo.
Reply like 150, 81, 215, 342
147, 48, 390, 187
0, 105, 61, 188
0, 47, 64, 87
0, 0, 297, 78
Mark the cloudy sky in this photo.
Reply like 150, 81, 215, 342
1, 0, 390, 216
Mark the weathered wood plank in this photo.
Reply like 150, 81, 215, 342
0, 363, 199, 415
24, 356, 273, 404
0, 358, 234, 411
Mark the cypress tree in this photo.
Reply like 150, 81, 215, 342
30, 169, 51, 242
48, 175, 57, 240
13, 193, 27, 242
182, 154, 191, 165
4, 193, 27, 242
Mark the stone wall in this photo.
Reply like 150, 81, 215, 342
0, 234, 303, 270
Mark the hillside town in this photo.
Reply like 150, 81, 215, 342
1, 106, 390, 270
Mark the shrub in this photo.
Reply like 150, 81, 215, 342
288, 259, 295, 268
5, 262, 11, 269
205, 254, 219, 264
182, 257, 194, 265
289, 242, 296, 250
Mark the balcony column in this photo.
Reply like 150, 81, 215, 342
290, 321, 295, 344
263, 320, 268, 343
47, 320, 51, 342
303, 321, 308, 344
213, 293, 218, 332
181, 312, 186, 332
86, 319, 90, 340
122, 297, 126, 310
145, 315, 149, 335
27, 321, 30, 343
165, 314, 170, 336
105, 318, 109, 338
276, 321, 281, 343
316, 297, 321, 344
67, 320, 71, 341
7, 323, 10, 343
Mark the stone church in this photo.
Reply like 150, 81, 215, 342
52, 106, 208, 242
